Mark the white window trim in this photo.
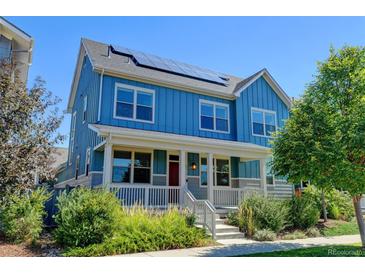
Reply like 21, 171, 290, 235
199, 154, 207, 188
82, 96, 87, 124
251, 107, 278, 138
113, 83, 155, 124
199, 99, 230, 134
214, 157, 231, 188
68, 111, 77, 166
112, 148, 153, 184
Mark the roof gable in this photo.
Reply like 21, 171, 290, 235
233, 69, 292, 108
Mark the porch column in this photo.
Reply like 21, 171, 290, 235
102, 142, 113, 188
259, 158, 268, 197
207, 153, 214, 203
179, 150, 186, 207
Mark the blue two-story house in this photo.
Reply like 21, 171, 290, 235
56, 38, 293, 213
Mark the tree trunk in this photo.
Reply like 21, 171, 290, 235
352, 195, 365, 248
321, 188, 328, 222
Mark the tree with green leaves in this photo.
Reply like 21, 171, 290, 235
272, 46, 365, 247
0, 62, 64, 197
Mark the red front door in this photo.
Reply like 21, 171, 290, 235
169, 162, 179, 186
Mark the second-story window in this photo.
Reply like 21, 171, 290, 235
251, 108, 277, 137
114, 84, 155, 123
83, 96, 87, 123
199, 99, 230, 133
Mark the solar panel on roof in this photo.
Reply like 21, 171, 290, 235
110, 45, 228, 86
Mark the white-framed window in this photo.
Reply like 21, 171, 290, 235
199, 155, 230, 187
113, 83, 155, 123
200, 156, 207, 187
85, 147, 91, 177
83, 96, 87, 123
199, 99, 230, 133
214, 158, 230, 187
68, 111, 77, 165
112, 150, 152, 184
251, 107, 277, 137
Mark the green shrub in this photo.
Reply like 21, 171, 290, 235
63, 207, 209, 256
306, 227, 321, 238
183, 210, 196, 227
0, 187, 51, 243
227, 211, 239, 227
237, 203, 255, 237
253, 229, 276, 241
326, 190, 354, 221
303, 185, 354, 221
290, 195, 320, 229
282, 230, 307, 240
54, 188, 124, 248
239, 194, 289, 233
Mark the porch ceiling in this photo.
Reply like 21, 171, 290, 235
89, 124, 271, 159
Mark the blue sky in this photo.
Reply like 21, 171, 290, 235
6, 16, 365, 147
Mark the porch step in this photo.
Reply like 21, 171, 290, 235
215, 223, 240, 233
215, 231, 245, 240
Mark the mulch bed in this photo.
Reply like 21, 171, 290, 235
0, 231, 62, 257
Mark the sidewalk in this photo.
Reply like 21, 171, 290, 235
119, 234, 361, 257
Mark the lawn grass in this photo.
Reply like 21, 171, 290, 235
320, 219, 359, 237
242, 244, 365, 257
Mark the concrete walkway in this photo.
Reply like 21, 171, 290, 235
119, 234, 361, 257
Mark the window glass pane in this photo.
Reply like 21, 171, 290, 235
137, 91, 152, 106
136, 105, 152, 121
252, 111, 263, 123
117, 88, 134, 103
113, 151, 132, 166
201, 103, 214, 117
253, 122, 264, 135
116, 102, 133, 118
201, 158, 207, 172
265, 112, 276, 126
169, 155, 179, 161
216, 118, 228, 132
201, 172, 207, 186
112, 167, 131, 183
134, 168, 150, 183
216, 106, 228, 119
201, 116, 214, 130
217, 173, 229, 186
266, 175, 274, 185
265, 124, 276, 136
134, 153, 151, 168
216, 159, 229, 172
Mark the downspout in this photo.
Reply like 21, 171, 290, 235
97, 68, 104, 122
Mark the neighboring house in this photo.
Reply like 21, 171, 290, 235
0, 17, 33, 83
55, 38, 293, 214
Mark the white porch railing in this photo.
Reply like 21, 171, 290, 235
110, 184, 180, 208
183, 187, 216, 239
213, 186, 264, 207
213, 187, 244, 208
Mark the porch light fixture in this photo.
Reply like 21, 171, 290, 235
191, 162, 197, 171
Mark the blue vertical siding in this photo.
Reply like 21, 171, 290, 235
153, 150, 167, 174
235, 76, 289, 147
57, 55, 103, 183
239, 160, 260, 178
100, 76, 237, 141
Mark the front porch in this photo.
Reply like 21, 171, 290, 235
90, 124, 294, 210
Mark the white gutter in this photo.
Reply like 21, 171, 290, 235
97, 69, 104, 122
